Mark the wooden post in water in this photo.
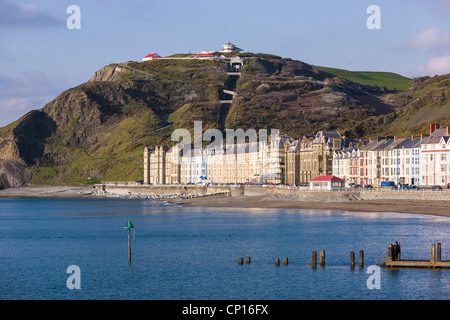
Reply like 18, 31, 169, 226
275, 258, 280, 266
387, 243, 392, 262
283, 257, 288, 265
431, 244, 436, 263
245, 256, 251, 264
359, 250, 364, 268
350, 251, 355, 269
320, 250, 325, 267
312, 251, 317, 268
238, 257, 244, 265
128, 228, 131, 263
437, 243, 441, 262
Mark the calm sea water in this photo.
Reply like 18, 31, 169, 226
0, 198, 449, 300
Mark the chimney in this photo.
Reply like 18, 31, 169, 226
447, 127, 449, 135
430, 123, 440, 134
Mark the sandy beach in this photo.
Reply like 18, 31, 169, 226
172, 194, 450, 217
0, 186, 97, 198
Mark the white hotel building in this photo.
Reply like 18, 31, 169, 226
421, 126, 450, 187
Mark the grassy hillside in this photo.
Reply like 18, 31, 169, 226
315, 66, 412, 91
343, 74, 450, 138
0, 53, 448, 188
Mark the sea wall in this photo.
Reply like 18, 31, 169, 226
94, 184, 450, 201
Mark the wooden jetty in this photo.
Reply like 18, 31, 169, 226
383, 242, 450, 269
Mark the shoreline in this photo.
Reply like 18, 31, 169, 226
170, 194, 450, 217
1, 186, 450, 218
0, 186, 97, 199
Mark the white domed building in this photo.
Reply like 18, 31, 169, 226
221, 41, 243, 53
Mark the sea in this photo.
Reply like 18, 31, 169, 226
0, 198, 449, 301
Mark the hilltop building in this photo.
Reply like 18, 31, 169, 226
194, 51, 214, 59
142, 53, 162, 61
221, 41, 243, 53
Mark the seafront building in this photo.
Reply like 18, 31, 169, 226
144, 123, 450, 188
294, 131, 345, 185
143, 136, 289, 185
332, 146, 356, 186
420, 125, 450, 187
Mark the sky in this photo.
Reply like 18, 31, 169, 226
0, 0, 449, 127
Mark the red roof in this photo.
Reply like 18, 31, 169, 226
143, 53, 162, 59
309, 175, 345, 182
194, 51, 213, 57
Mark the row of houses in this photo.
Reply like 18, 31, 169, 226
143, 135, 289, 185
143, 123, 450, 188
333, 124, 450, 187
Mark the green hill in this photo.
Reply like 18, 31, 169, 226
315, 66, 412, 91
0, 53, 448, 188
344, 74, 450, 137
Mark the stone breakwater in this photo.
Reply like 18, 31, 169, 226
93, 184, 450, 202
93, 189, 184, 200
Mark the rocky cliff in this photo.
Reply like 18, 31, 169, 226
0, 53, 448, 188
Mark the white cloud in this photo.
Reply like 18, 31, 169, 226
0, 0, 63, 29
0, 71, 67, 127
408, 27, 450, 48
416, 55, 450, 76
0, 97, 32, 111
437, 0, 450, 11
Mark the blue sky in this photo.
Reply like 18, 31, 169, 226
0, 0, 449, 127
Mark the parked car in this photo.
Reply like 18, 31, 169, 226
408, 185, 420, 190
364, 185, 373, 189
380, 181, 396, 188
351, 184, 362, 189
432, 185, 443, 190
